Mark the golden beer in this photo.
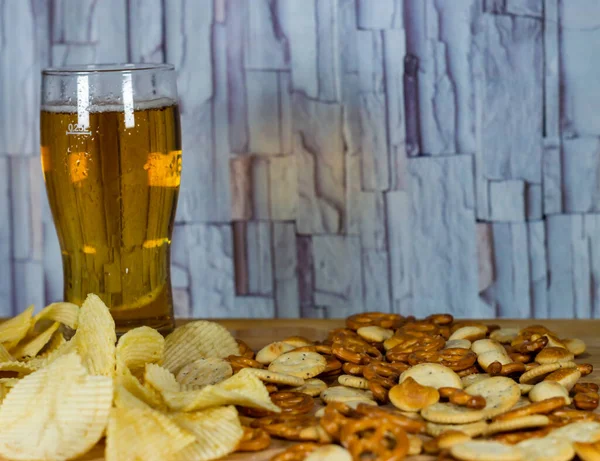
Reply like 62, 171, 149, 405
41, 101, 181, 334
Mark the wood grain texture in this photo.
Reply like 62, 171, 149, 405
3, 0, 600, 320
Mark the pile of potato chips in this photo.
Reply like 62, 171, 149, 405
0, 294, 276, 461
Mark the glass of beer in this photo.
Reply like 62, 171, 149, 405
40, 64, 181, 335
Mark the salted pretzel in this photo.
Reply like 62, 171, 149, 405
340, 417, 410, 461
438, 387, 486, 410
226, 355, 263, 373
236, 426, 271, 452
346, 312, 405, 330
270, 443, 319, 461
408, 348, 477, 372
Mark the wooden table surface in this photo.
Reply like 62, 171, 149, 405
78, 318, 600, 461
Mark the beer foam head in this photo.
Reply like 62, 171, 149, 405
42, 97, 177, 113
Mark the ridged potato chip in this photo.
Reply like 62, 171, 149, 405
11, 322, 60, 360
116, 326, 164, 375
71, 294, 116, 376
0, 305, 34, 348
31, 302, 79, 332
116, 366, 164, 410
163, 321, 239, 374
37, 331, 66, 358
170, 406, 244, 461
0, 353, 112, 461
0, 343, 13, 363
145, 363, 182, 393
106, 406, 195, 461
176, 357, 233, 387
160, 368, 280, 413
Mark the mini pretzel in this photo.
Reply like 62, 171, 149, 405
511, 332, 548, 354
271, 443, 319, 461
320, 355, 343, 377
340, 418, 410, 461
342, 362, 364, 376
362, 361, 400, 388
226, 355, 263, 373
292, 344, 333, 355
488, 361, 526, 377
457, 366, 480, 377
438, 387, 486, 410
492, 396, 567, 421
386, 334, 445, 362
401, 321, 444, 335
425, 313, 454, 325
508, 352, 532, 363
408, 348, 477, 372
491, 427, 552, 444
354, 403, 427, 434
573, 382, 600, 394
236, 339, 255, 359
242, 391, 314, 418
368, 379, 389, 403
320, 402, 358, 440
236, 426, 271, 452
331, 336, 382, 364
265, 383, 278, 393
574, 391, 600, 410
252, 414, 321, 441
577, 363, 594, 376
550, 409, 600, 424
346, 312, 405, 330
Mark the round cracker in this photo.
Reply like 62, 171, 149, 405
519, 362, 577, 384
563, 338, 586, 356
544, 367, 580, 391
535, 347, 574, 365
485, 415, 549, 435
400, 363, 462, 389
471, 339, 505, 356
461, 373, 491, 388
517, 437, 574, 461
289, 378, 328, 397
449, 326, 487, 342
268, 351, 327, 379
420, 402, 486, 424
465, 376, 521, 418
489, 328, 519, 344
337, 374, 369, 389
321, 386, 373, 404
450, 441, 522, 461
445, 339, 472, 350
255, 341, 296, 364
548, 421, 600, 443
245, 368, 304, 386
529, 381, 570, 403
426, 421, 488, 438
357, 326, 394, 342
305, 444, 352, 461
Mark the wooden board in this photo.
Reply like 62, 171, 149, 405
62, 319, 600, 460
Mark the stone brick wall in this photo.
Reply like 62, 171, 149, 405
1, 0, 598, 318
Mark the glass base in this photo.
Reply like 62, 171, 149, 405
115, 316, 175, 337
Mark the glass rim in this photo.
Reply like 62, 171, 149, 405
42, 63, 175, 76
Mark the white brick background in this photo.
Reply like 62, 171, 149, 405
0, 0, 597, 318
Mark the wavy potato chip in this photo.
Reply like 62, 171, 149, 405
0, 305, 34, 348
163, 321, 239, 374
106, 405, 195, 461
71, 294, 116, 376
31, 302, 79, 332
116, 326, 164, 375
145, 363, 181, 393
176, 357, 233, 387
11, 322, 60, 360
170, 406, 244, 461
0, 343, 13, 363
0, 353, 112, 461
161, 368, 280, 413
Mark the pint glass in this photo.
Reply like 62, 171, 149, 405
40, 64, 181, 334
